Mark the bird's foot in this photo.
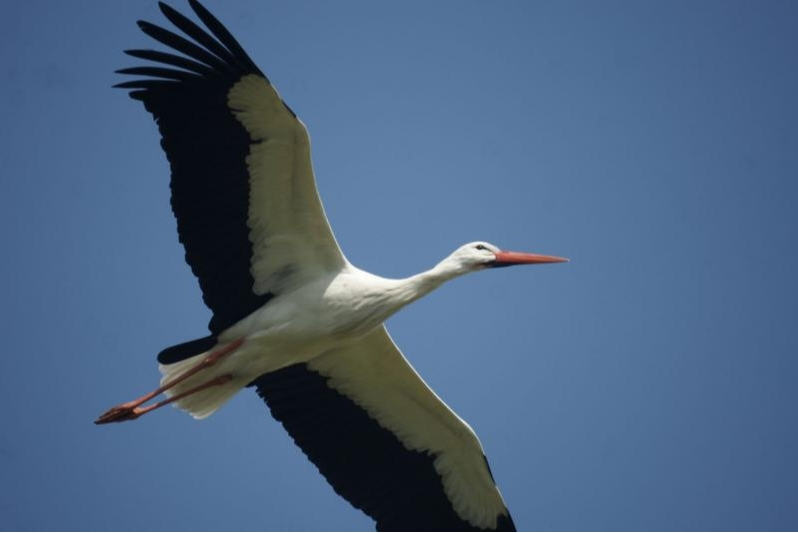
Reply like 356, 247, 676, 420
94, 402, 142, 424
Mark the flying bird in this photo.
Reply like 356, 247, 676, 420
96, 1, 568, 530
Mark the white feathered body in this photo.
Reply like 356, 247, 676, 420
159, 262, 453, 418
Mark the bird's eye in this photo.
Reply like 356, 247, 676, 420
475, 244, 487, 251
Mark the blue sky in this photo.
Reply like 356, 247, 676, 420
1, 0, 797, 530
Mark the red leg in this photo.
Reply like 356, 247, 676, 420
94, 338, 243, 424
95, 374, 233, 424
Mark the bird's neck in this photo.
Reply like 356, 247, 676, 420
387, 261, 464, 309
340, 260, 464, 333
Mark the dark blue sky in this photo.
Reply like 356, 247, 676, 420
1, 0, 797, 530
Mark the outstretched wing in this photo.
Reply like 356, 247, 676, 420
117, 0, 345, 335
253, 326, 516, 531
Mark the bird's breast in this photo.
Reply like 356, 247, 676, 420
239, 271, 403, 345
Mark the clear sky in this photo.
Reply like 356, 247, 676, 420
1, 0, 797, 530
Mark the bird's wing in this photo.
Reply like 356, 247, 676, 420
116, 0, 345, 335
252, 326, 516, 531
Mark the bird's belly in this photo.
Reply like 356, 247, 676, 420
247, 290, 391, 341
217, 309, 378, 381
217, 274, 400, 378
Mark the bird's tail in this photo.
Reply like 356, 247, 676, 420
158, 350, 246, 419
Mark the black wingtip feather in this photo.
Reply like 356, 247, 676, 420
136, 19, 233, 74
187, 0, 264, 77
113, 79, 181, 90
116, 66, 200, 82
158, 0, 243, 69
123, 49, 215, 78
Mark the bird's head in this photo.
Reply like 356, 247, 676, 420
438, 241, 569, 276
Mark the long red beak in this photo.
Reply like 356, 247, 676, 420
491, 250, 569, 267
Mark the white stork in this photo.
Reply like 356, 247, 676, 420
96, 1, 568, 531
